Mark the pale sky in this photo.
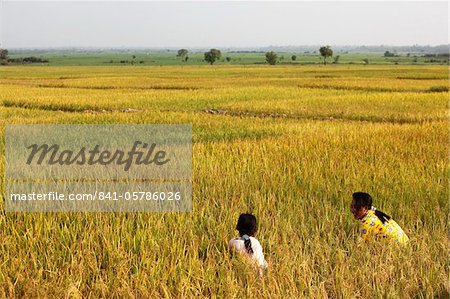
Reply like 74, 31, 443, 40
0, 1, 448, 48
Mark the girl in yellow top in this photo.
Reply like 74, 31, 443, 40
351, 192, 409, 244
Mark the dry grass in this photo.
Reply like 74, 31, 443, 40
0, 65, 448, 298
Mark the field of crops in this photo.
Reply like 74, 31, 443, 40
0, 65, 449, 298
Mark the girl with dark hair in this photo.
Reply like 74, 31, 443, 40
228, 213, 268, 273
350, 192, 409, 244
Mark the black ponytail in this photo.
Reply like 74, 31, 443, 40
242, 234, 254, 254
374, 209, 391, 224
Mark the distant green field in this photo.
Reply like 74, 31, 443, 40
6, 51, 449, 66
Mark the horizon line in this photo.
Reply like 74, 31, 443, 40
5, 44, 450, 49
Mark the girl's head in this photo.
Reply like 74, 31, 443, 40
236, 213, 257, 237
236, 213, 257, 255
351, 192, 372, 220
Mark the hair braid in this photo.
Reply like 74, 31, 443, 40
242, 234, 253, 254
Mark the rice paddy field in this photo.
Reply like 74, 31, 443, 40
0, 64, 449, 298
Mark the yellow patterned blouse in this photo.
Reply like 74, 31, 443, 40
359, 208, 409, 244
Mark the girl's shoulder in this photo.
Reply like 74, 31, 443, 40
229, 237, 241, 243
228, 237, 242, 248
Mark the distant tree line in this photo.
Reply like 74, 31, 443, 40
2, 46, 448, 66
7, 56, 49, 64
174, 46, 339, 66
1, 48, 50, 65
384, 51, 397, 57
422, 53, 449, 58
